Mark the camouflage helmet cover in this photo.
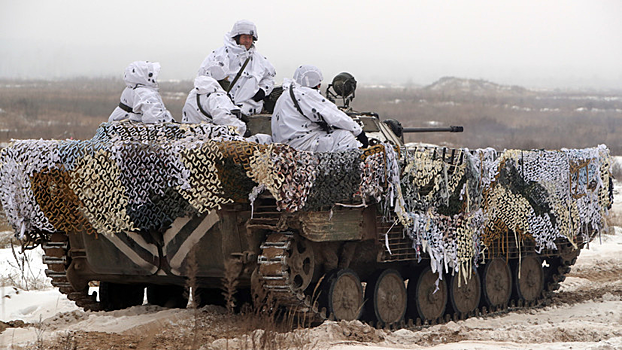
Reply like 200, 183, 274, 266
293, 65, 323, 88
231, 20, 258, 41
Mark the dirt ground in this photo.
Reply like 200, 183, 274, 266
0, 224, 618, 350
1, 179, 620, 350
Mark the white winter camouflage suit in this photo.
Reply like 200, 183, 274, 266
108, 61, 174, 123
182, 76, 246, 135
197, 21, 276, 117
271, 66, 363, 152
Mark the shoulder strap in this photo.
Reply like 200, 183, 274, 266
227, 56, 251, 94
288, 85, 331, 133
118, 102, 133, 113
196, 93, 212, 119
288, 84, 306, 117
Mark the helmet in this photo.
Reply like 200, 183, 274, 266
230, 20, 258, 41
293, 65, 323, 88
331, 72, 357, 97
382, 119, 403, 138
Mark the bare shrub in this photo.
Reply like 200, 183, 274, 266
185, 245, 200, 350
6, 241, 49, 291
221, 258, 241, 314
228, 302, 320, 350
220, 278, 322, 350
56, 332, 78, 350
33, 315, 46, 350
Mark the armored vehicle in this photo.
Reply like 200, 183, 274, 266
0, 73, 614, 327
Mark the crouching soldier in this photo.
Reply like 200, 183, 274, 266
109, 61, 175, 123
271, 65, 368, 152
182, 64, 248, 137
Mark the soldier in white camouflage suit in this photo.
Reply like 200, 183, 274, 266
271, 65, 368, 152
198, 20, 276, 117
182, 62, 248, 136
108, 61, 174, 124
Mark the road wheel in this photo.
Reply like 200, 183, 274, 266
409, 267, 447, 323
514, 256, 544, 302
482, 258, 512, 308
288, 235, 315, 292
448, 269, 481, 316
321, 269, 363, 321
365, 269, 407, 326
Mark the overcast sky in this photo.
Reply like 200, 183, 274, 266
1, 0, 621, 89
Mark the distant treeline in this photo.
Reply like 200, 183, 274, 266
0, 77, 621, 155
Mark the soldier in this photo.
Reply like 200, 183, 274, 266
108, 61, 174, 123
182, 63, 248, 136
197, 20, 276, 117
271, 65, 368, 152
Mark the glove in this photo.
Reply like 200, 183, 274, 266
252, 88, 266, 102
231, 108, 249, 123
240, 113, 250, 123
356, 130, 369, 148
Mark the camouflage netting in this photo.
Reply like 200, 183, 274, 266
0, 122, 244, 238
399, 145, 612, 280
0, 122, 613, 279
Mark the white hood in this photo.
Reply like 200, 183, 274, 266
223, 34, 254, 55
123, 61, 161, 89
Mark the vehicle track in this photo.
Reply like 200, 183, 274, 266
42, 233, 102, 311
254, 232, 580, 329
43, 230, 582, 329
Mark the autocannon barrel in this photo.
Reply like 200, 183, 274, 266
402, 126, 464, 133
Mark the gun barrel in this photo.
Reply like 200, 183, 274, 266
402, 126, 464, 133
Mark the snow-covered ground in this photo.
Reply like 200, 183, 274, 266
3, 230, 621, 349
0, 176, 621, 349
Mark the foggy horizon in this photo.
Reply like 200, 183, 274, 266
2, 0, 621, 91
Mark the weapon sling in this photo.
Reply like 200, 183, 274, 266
288, 84, 331, 133
118, 102, 133, 113
226, 56, 251, 94
118, 85, 143, 113
196, 93, 212, 119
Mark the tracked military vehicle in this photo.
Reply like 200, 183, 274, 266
0, 73, 614, 327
